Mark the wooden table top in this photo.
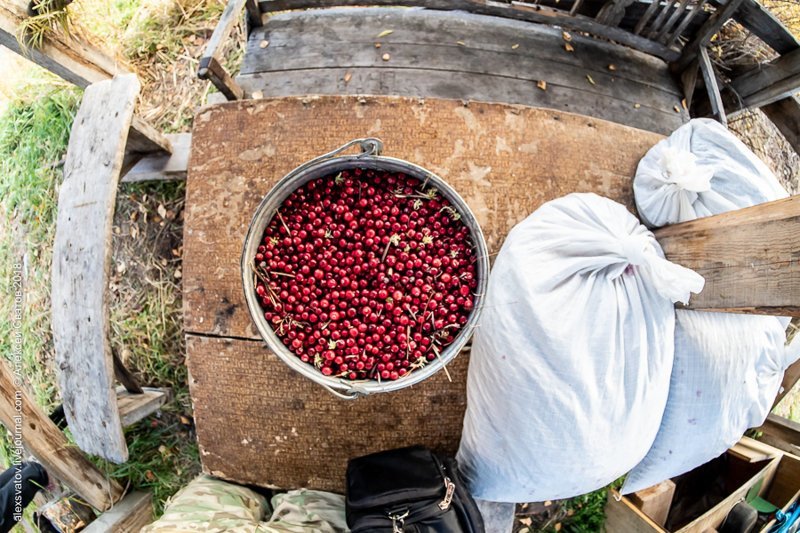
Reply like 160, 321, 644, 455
184, 95, 662, 491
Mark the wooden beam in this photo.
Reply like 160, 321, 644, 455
0, 0, 127, 87
762, 96, 800, 155
698, 46, 726, 124
654, 196, 800, 316
245, 0, 263, 27
117, 387, 171, 427
672, 0, 744, 72
83, 491, 153, 532
681, 59, 699, 111
664, 0, 706, 47
257, 0, 681, 61
773, 358, 800, 410
0, 359, 124, 510
127, 116, 172, 155
724, 0, 799, 55
198, 0, 247, 98
730, 48, 800, 110
760, 414, 800, 448
122, 133, 190, 183
198, 56, 244, 101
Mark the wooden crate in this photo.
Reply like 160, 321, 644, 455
606, 439, 800, 533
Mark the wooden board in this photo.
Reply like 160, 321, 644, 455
184, 96, 662, 340
730, 47, 800, 109
116, 387, 171, 427
238, 8, 687, 134
83, 491, 153, 533
654, 196, 800, 316
629, 480, 676, 527
51, 74, 139, 463
187, 334, 469, 492
762, 96, 800, 156
122, 133, 191, 183
0, 359, 124, 511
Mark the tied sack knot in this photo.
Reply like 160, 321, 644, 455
659, 147, 714, 193
618, 233, 705, 305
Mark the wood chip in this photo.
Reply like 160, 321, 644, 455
586, 74, 596, 85
456, 40, 466, 46
259, 40, 269, 49
564, 43, 574, 52
537, 80, 547, 91
374, 42, 381, 48
555, 523, 562, 532
682, 98, 688, 110
376, 29, 394, 38
344, 71, 352, 83
382, 53, 391, 61
252, 90, 264, 99
174, 268, 182, 279
608, 63, 617, 71
544, 500, 552, 506
519, 517, 533, 526
562, 31, 572, 42
634, 103, 641, 108
511, 43, 520, 49
674, 104, 681, 112
157, 204, 167, 219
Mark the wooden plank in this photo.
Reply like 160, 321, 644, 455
83, 492, 153, 533
187, 334, 470, 492
184, 96, 663, 339
117, 387, 171, 427
201, 0, 247, 64
729, 437, 779, 463
605, 490, 668, 533
199, 56, 244, 101
730, 47, 800, 109
0, 0, 127, 87
764, 454, 800, 505
672, 0, 744, 72
726, 0, 800, 55
0, 359, 124, 510
256, 0, 681, 60
122, 133, 191, 183
654, 196, 800, 316
653, 0, 688, 42
113, 350, 143, 393
698, 46, 727, 124
245, 0, 262, 27
51, 74, 139, 464
760, 414, 800, 448
127, 116, 172, 155
761, 97, 800, 155
773, 357, 800, 409
681, 59, 699, 111
664, 0, 706, 47
629, 480, 676, 527
633, 0, 663, 35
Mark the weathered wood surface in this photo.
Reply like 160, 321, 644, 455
718, 0, 800, 55
184, 96, 662, 340
628, 480, 675, 527
774, 358, 800, 410
51, 74, 139, 463
122, 133, 191, 183
698, 46, 726, 125
672, 0, 743, 73
0, 359, 124, 510
83, 491, 153, 533
654, 196, 800, 316
117, 387, 171, 427
760, 413, 800, 449
605, 490, 668, 533
198, 0, 246, 99
730, 48, 800, 110
0, 0, 126, 87
239, 8, 687, 134
761, 97, 800, 155
187, 334, 469, 492
127, 116, 173, 155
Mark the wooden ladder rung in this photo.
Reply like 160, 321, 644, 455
116, 387, 172, 427
122, 133, 191, 183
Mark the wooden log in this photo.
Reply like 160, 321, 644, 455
698, 46, 727, 124
51, 74, 140, 463
0, 359, 124, 510
0, 0, 127, 87
730, 48, 800, 110
83, 491, 153, 533
761, 97, 800, 156
122, 133, 191, 183
256, 0, 680, 61
672, 0, 744, 72
654, 196, 800, 316
117, 387, 171, 427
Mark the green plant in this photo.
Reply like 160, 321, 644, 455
17, 0, 75, 50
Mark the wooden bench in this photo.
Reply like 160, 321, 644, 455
51, 74, 174, 464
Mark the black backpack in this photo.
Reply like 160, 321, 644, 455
345, 446, 485, 533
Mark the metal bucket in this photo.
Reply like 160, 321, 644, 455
241, 138, 489, 399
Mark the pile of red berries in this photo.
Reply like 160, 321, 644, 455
253, 168, 478, 381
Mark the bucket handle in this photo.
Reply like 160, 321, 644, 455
290, 138, 384, 179
320, 382, 367, 400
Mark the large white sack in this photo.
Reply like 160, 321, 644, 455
622, 312, 799, 494
457, 193, 704, 502
633, 118, 788, 228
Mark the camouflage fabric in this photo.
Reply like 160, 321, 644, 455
141, 475, 347, 533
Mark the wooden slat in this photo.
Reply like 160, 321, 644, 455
117, 387, 171, 427
628, 480, 675, 527
605, 490, 669, 533
83, 492, 153, 533
681, 59, 699, 111
760, 414, 800, 448
698, 46, 727, 124
654, 196, 800, 316
51, 74, 139, 464
198, 0, 247, 99
761, 97, 800, 155
672, 0, 744, 72
727, 0, 800, 55
257, 0, 681, 61
634, 0, 663, 35
0, 359, 124, 511
646, 0, 675, 39
0, 0, 126, 87
122, 133, 191, 183
730, 48, 800, 110
653, 0, 688, 42
199, 56, 244, 101
245, 0, 263, 27
664, 0, 706, 47
773, 358, 800, 409
127, 116, 172, 155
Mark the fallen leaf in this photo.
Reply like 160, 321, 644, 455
562, 31, 572, 42
130, 224, 139, 240
537, 80, 547, 91
158, 444, 169, 455
116, 261, 126, 274
586, 74, 596, 85
344, 71, 352, 83
511, 43, 520, 49
456, 40, 466, 46
555, 523, 562, 532
180, 415, 192, 425
567, 509, 575, 516
376, 29, 394, 38
145, 470, 155, 481
564, 43, 574, 52
130, 210, 139, 222
113, 226, 121, 235
374, 42, 381, 48
519, 529, 530, 533
138, 203, 147, 215
382, 53, 391, 61
634, 103, 641, 108
171, 246, 182, 257
674, 104, 681, 112
259, 40, 269, 49
544, 500, 552, 507
160, 258, 168, 266
174, 268, 182, 279
519, 517, 533, 526
157, 204, 167, 219
682, 98, 688, 110
608, 63, 617, 71
252, 90, 264, 99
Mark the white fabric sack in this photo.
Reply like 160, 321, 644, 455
622, 312, 799, 494
633, 118, 788, 228
457, 193, 704, 502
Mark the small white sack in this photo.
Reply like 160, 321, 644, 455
633, 118, 788, 228
457, 193, 704, 502
622, 312, 797, 494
